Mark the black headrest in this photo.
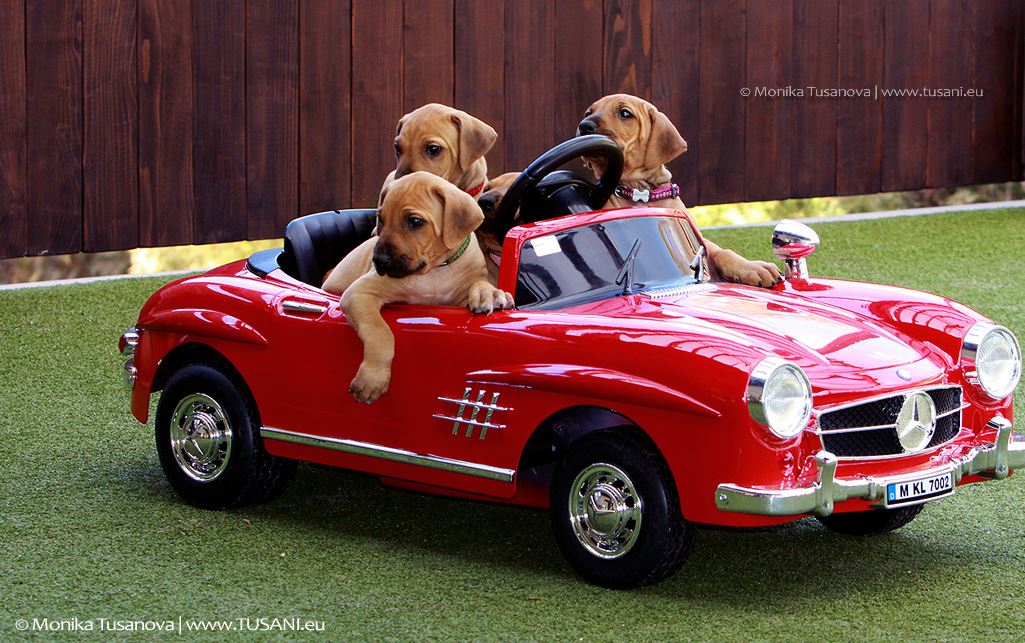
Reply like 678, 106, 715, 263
279, 209, 378, 286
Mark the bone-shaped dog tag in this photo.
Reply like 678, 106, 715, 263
633, 189, 650, 203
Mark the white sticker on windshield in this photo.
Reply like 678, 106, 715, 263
530, 235, 562, 257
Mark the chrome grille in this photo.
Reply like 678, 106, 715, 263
817, 386, 962, 458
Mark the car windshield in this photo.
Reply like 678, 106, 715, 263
515, 215, 709, 310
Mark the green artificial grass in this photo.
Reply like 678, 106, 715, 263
2, 209, 1024, 641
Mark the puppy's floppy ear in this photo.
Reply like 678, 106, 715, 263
451, 111, 498, 171
434, 183, 485, 249
643, 106, 688, 168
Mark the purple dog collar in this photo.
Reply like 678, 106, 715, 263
615, 183, 681, 204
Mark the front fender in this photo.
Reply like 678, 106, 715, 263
468, 364, 721, 419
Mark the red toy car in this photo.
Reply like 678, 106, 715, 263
121, 138, 1025, 588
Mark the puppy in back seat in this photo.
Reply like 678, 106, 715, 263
327, 172, 514, 403
380, 103, 497, 206
577, 94, 782, 288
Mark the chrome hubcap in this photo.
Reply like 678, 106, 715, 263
169, 393, 233, 481
568, 463, 642, 559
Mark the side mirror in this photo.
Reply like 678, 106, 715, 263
772, 220, 819, 279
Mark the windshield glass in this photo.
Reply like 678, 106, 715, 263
515, 215, 709, 310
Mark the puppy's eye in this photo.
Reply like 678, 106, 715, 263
425, 144, 443, 157
618, 108, 634, 120
584, 108, 593, 116
407, 216, 426, 229
394, 143, 401, 158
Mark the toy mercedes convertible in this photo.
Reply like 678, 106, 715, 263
120, 137, 1025, 588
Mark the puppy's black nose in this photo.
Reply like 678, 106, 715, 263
477, 193, 498, 213
577, 118, 597, 135
372, 248, 392, 275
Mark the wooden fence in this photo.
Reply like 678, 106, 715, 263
0, 0, 1021, 259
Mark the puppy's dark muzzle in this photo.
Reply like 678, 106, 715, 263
372, 246, 410, 278
577, 118, 599, 135
477, 192, 498, 214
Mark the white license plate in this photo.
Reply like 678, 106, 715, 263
885, 471, 955, 507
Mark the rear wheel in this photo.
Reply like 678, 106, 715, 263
155, 364, 296, 509
550, 432, 694, 589
817, 504, 924, 536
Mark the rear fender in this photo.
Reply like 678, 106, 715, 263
140, 309, 267, 346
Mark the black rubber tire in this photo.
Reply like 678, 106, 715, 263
155, 364, 296, 509
550, 431, 695, 589
817, 504, 924, 536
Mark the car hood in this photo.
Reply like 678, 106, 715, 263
565, 283, 935, 374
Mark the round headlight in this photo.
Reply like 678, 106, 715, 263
748, 358, 813, 439
962, 323, 1021, 400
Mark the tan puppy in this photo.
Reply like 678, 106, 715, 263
475, 172, 520, 284
325, 172, 513, 403
578, 94, 781, 288
380, 103, 498, 205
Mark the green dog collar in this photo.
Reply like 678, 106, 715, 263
440, 235, 472, 267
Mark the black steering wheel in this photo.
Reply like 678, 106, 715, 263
493, 135, 624, 239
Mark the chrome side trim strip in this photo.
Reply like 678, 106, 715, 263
259, 426, 515, 483
281, 300, 329, 315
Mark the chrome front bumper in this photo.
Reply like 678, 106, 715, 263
715, 416, 1025, 517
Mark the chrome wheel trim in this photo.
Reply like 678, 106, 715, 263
169, 393, 233, 482
568, 463, 643, 559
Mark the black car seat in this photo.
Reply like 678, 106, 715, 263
278, 209, 378, 287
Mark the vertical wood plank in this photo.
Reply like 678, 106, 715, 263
790, 0, 837, 198
745, 0, 792, 201
26, 0, 83, 255
193, 0, 246, 244
652, 0, 700, 205
0, 0, 27, 258
927, 0, 975, 188
139, 0, 195, 247
454, 0, 505, 175
698, 0, 745, 205
836, 0, 883, 196
1015, 0, 1025, 181
604, 0, 652, 98
881, 0, 930, 192
300, 0, 351, 214
555, 0, 603, 142
972, 0, 1016, 184
505, 1, 554, 171
246, 0, 299, 239
83, 0, 138, 252
403, 0, 454, 111
352, 0, 403, 206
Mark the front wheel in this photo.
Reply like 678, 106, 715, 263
817, 504, 924, 536
550, 432, 695, 589
155, 364, 296, 509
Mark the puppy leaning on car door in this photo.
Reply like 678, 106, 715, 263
380, 102, 498, 206
325, 172, 514, 404
577, 94, 782, 288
